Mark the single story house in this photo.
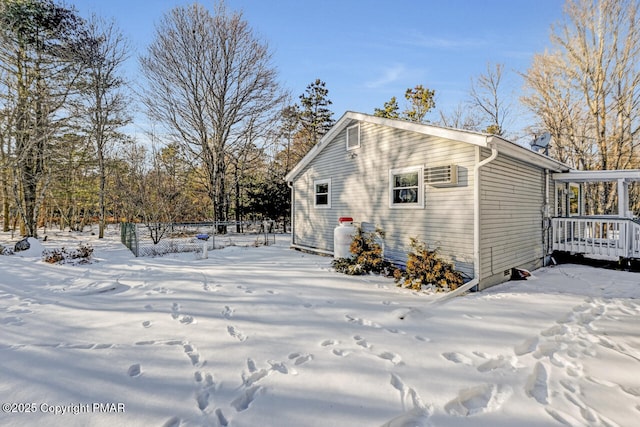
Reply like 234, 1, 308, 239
285, 111, 640, 290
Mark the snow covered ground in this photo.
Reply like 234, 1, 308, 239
1, 229, 639, 427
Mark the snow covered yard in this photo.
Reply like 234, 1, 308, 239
1, 230, 639, 427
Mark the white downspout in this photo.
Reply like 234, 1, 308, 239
544, 169, 550, 266
287, 181, 295, 246
473, 142, 499, 289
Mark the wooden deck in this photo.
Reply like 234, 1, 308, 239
551, 217, 640, 259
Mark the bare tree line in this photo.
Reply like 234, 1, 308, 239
2, 0, 640, 239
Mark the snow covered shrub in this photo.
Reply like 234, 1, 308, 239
393, 238, 463, 291
42, 244, 94, 264
332, 226, 393, 275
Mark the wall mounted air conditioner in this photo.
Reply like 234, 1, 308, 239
425, 164, 458, 185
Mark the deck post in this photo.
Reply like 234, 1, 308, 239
618, 179, 626, 218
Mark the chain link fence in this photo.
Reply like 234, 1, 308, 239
120, 221, 281, 257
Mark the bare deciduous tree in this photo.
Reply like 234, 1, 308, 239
77, 14, 130, 238
469, 62, 510, 135
140, 2, 284, 232
438, 102, 481, 131
522, 0, 640, 213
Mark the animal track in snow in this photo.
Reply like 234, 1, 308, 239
231, 385, 262, 412
243, 368, 270, 386
215, 408, 229, 426
141, 320, 152, 328
269, 360, 290, 374
227, 325, 247, 342
442, 352, 473, 365
179, 315, 196, 325
196, 390, 210, 410
288, 352, 313, 365
162, 416, 181, 427
345, 314, 381, 328
389, 373, 430, 413
127, 364, 141, 377
221, 305, 234, 319
183, 342, 201, 366
320, 339, 338, 347
353, 335, 372, 349
378, 351, 402, 365
170, 302, 197, 324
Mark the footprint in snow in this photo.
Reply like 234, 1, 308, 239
142, 320, 152, 328
171, 302, 180, 319
378, 351, 402, 365
227, 326, 247, 342
179, 315, 196, 325
288, 352, 313, 365
345, 314, 381, 328
353, 335, 372, 349
196, 390, 210, 411
514, 336, 539, 356
477, 355, 517, 372
127, 364, 142, 377
442, 352, 473, 365
445, 384, 512, 416
222, 306, 234, 319
183, 343, 201, 366
216, 408, 229, 426
231, 385, 262, 412
162, 416, 181, 427
525, 362, 549, 404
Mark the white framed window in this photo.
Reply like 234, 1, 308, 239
389, 166, 424, 208
346, 123, 360, 150
314, 178, 331, 208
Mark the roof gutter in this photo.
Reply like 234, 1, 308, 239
473, 141, 499, 288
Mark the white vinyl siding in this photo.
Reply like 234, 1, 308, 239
479, 150, 545, 285
291, 120, 476, 278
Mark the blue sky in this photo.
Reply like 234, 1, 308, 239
71, 0, 565, 138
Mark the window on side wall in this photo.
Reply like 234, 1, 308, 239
314, 179, 331, 208
389, 166, 424, 208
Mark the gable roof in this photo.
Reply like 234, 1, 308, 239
285, 111, 571, 182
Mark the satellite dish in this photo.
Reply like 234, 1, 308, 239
530, 132, 551, 150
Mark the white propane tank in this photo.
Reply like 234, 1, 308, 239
334, 217, 356, 259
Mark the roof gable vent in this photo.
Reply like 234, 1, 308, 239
425, 164, 458, 185
346, 123, 360, 150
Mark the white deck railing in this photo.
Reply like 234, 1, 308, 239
551, 217, 640, 258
